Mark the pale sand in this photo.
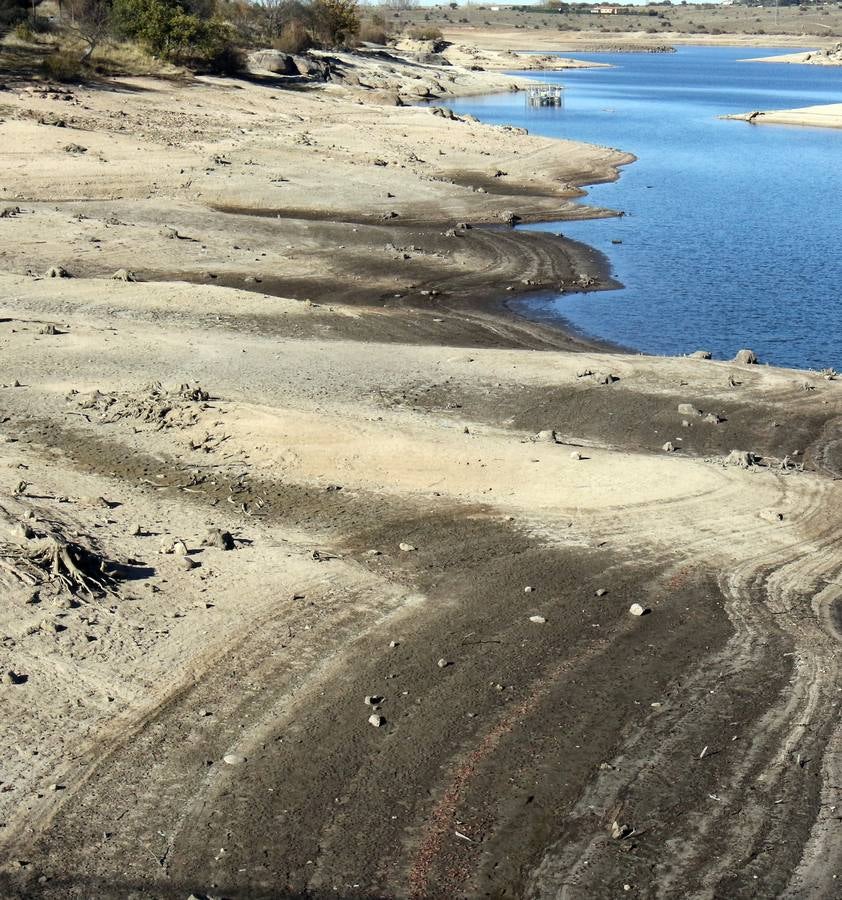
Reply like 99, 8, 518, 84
2, 48, 842, 899
724, 102, 842, 130
744, 47, 842, 66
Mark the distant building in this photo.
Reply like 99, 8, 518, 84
594, 4, 621, 13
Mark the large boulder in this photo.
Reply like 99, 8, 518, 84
247, 50, 298, 76
733, 348, 758, 365
294, 55, 332, 81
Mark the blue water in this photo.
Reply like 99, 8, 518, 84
448, 47, 842, 369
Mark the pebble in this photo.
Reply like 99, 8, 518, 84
179, 555, 200, 570
364, 695, 384, 707
524, 585, 534, 593
223, 753, 246, 765
399, 542, 416, 552
629, 603, 647, 617
129, 523, 142, 536
529, 615, 547, 624
389, 640, 399, 649
368, 714, 385, 728
437, 658, 450, 668
595, 588, 607, 597
570, 451, 582, 461
662, 442, 675, 453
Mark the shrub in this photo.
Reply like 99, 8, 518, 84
13, 19, 35, 41
272, 18, 313, 53
42, 49, 84, 81
313, 0, 359, 47
358, 13, 388, 44
407, 24, 442, 40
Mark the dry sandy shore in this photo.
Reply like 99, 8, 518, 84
2, 46, 842, 900
725, 103, 842, 130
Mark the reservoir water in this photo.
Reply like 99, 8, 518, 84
448, 47, 842, 370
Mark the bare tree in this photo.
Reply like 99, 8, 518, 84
66, 0, 111, 61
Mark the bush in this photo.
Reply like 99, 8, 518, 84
13, 19, 35, 41
42, 49, 84, 81
204, 39, 245, 74
358, 13, 388, 44
313, 0, 359, 47
272, 18, 313, 53
407, 25, 442, 41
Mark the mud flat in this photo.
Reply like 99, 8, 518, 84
2, 46, 842, 900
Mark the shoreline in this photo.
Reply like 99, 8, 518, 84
3, 39, 842, 900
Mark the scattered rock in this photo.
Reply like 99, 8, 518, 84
222, 753, 245, 765
2, 670, 25, 685
368, 713, 385, 728
576, 368, 594, 378
111, 269, 137, 282
725, 449, 758, 469
0, 206, 21, 218
662, 442, 675, 453
524, 585, 534, 593
44, 266, 70, 278
389, 640, 399, 649
593, 372, 619, 385
364, 695, 384, 707
535, 429, 559, 443
38, 323, 63, 335
629, 603, 648, 617
159, 226, 181, 239
733, 348, 758, 365
63, 143, 87, 154
202, 528, 235, 551
677, 403, 703, 418
437, 658, 450, 668
529, 615, 547, 624
129, 523, 142, 536
703, 413, 723, 425
179, 555, 200, 570
570, 451, 583, 461
611, 820, 633, 840
690, 350, 712, 359
595, 588, 607, 597
399, 542, 416, 552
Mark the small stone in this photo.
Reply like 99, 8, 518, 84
172, 540, 189, 556
179, 555, 199, 570
677, 403, 703, 418
690, 350, 712, 359
662, 442, 675, 453
595, 588, 607, 597
389, 640, 399, 649
437, 658, 450, 669
45, 265, 70, 278
570, 451, 582, 461
368, 713, 385, 727
202, 528, 235, 551
364, 695, 384, 707
524, 586, 534, 593
223, 753, 246, 765
733, 348, 758, 365
725, 449, 757, 469
399, 542, 416, 552
129, 523, 142, 536
629, 603, 647, 617
536, 429, 557, 443
529, 615, 547, 624
703, 413, 723, 425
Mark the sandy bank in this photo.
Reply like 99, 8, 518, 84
724, 102, 842, 130
744, 42, 842, 66
2, 45, 842, 900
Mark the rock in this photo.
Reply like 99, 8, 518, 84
294, 55, 332, 81
595, 588, 607, 597
159, 226, 180, 239
111, 269, 137, 282
576, 368, 594, 378
39, 323, 62, 335
399, 542, 416, 552
45, 266, 70, 278
2, 670, 23, 685
677, 403, 703, 417
247, 49, 298, 75
364, 695, 384, 707
222, 753, 246, 765
535, 429, 558, 443
611, 820, 633, 840
130, 523, 142, 536
629, 603, 648, 616
570, 451, 583, 461
593, 372, 619, 385
524, 585, 534, 593
63, 143, 87, 154
202, 528, 235, 551
389, 640, 399, 649
368, 713, 385, 728
662, 442, 675, 453
690, 350, 712, 359
82, 495, 109, 508
734, 348, 758, 365
178, 555, 199, 570
529, 615, 547, 624
501, 211, 521, 227
725, 449, 758, 469
703, 413, 723, 424
437, 658, 450, 668
0, 206, 21, 218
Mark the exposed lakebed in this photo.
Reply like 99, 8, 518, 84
449, 46, 842, 370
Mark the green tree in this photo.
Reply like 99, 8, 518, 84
313, 0, 358, 47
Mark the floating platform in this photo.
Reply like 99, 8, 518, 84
525, 83, 565, 108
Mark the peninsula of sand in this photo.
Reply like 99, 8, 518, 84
2, 38, 842, 900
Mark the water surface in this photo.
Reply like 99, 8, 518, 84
449, 47, 842, 369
